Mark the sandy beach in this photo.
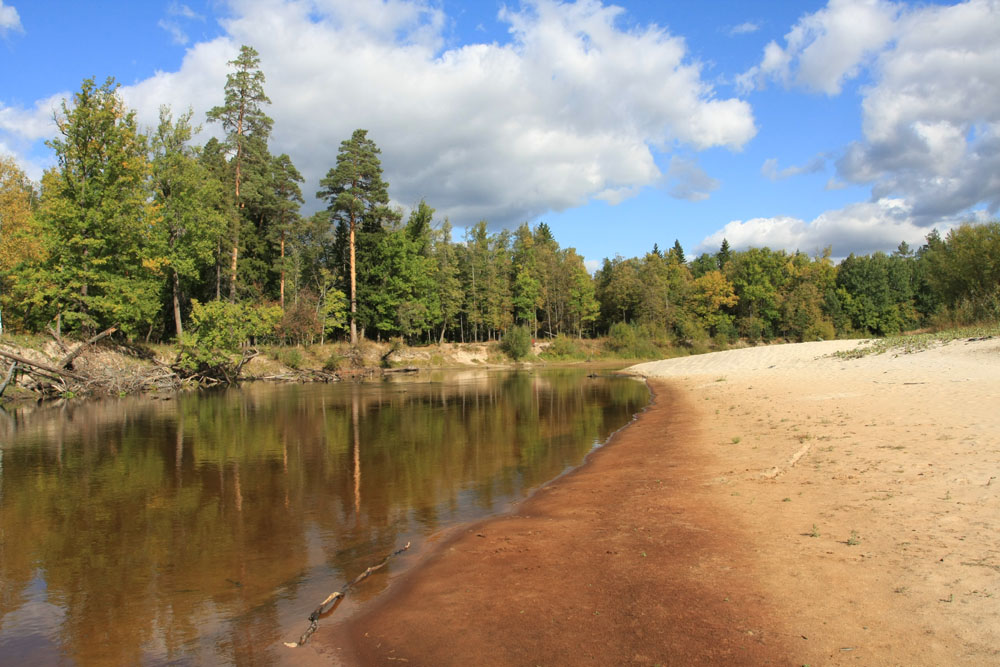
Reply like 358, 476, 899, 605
309, 337, 1000, 665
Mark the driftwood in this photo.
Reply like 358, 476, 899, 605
58, 324, 118, 369
384, 366, 419, 374
0, 349, 85, 381
286, 542, 411, 648
0, 361, 18, 397
47, 325, 68, 352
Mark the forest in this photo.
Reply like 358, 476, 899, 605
1, 46, 998, 362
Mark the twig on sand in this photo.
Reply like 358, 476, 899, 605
286, 542, 411, 648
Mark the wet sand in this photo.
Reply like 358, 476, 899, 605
308, 337, 1000, 665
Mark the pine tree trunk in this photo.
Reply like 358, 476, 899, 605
279, 230, 286, 310
349, 211, 358, 345
215, 238, 222, 300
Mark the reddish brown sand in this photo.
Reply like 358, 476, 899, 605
302, 338, 1000, 666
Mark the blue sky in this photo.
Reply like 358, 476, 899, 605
2, 0, 998, 270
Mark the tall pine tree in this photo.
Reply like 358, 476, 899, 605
317, 129, 390, 344
206, 45, 273, 301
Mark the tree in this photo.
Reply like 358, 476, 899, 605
716, 238, 732, 269
432, 220, 464, 343
595, 255, 641, 326
563, 249, 599, 337
836, 252, 904, 335
206, 45, 273, 301
923, 221, 1000, 322
34, 77, 157, 336
669, 239, 686, 265
317, 129, 390, 344
726, 247, 788, 341
0, 155, 41, 334
263, 153, 304, 309
689, 252, 718, 278
512, 223, 541, 334
149, 107, 225, 338
688, 270, 737, 338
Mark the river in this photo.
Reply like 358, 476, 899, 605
0, 368, 648, 664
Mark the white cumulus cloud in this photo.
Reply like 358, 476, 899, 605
0, 0, 22, 35
739, 0, 899, 95
3, 0, 755, 228
696, 198, 960, 258
730, 0, 1000, 257
838, 0, 1000, 223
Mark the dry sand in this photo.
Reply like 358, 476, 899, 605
309, 337, 1000, 665
629, 337, 1000, 665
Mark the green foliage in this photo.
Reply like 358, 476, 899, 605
4, 59, 996, 353
206, 45, 274, 302
501, 325, 532, 360
317, 129, 392, 343
273, 346, 304, 369
322, 351, 344, 371
0, 156, 42, 333
175, 299, 282, 378
149, 106, 225, 338
923, 222, 1000, 323
834, 323, 1000, 359
540, 334, 586, 360
835, 251, 918, 335
33, 77, 159, 336
605, 322, 661, 359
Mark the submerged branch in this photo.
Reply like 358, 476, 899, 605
286, 541, 411, 648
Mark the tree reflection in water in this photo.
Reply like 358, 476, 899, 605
0, 369, 647, 664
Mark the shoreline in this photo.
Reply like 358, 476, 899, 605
305, 336, 999, 665
309, 380, 793, 664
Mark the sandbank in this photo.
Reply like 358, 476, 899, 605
306, 337, 999, 665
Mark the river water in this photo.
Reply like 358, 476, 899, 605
0, 368, 648, 664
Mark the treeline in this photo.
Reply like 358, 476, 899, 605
0, 45, 998, 352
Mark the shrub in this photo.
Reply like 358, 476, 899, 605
501, 325, 532, 360
174, 300, 282, 382
276, 346, 304, 369
605, 322, 662, 359
323, 352, 343, 372
541, 334, 584, 360
607, 322, 637, 352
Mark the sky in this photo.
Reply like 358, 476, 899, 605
1, 0, 998, 271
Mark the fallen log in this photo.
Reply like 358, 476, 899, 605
285, 541, 411, 648
0, 349, 85, 381
58, 324, 118, 369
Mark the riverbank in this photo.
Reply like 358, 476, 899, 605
0, 334, 634, 402
310, 336, 1000, 665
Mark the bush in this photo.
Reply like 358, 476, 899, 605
323, 352, 343, 372
173, 300, 282, 383
541, 334, 585, 360
605, 322, 662, 359
275, 346, 304, 369
607, 322, 637, 352
501, 325, 532, 360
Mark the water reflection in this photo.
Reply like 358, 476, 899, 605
0, 369, 647, 664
